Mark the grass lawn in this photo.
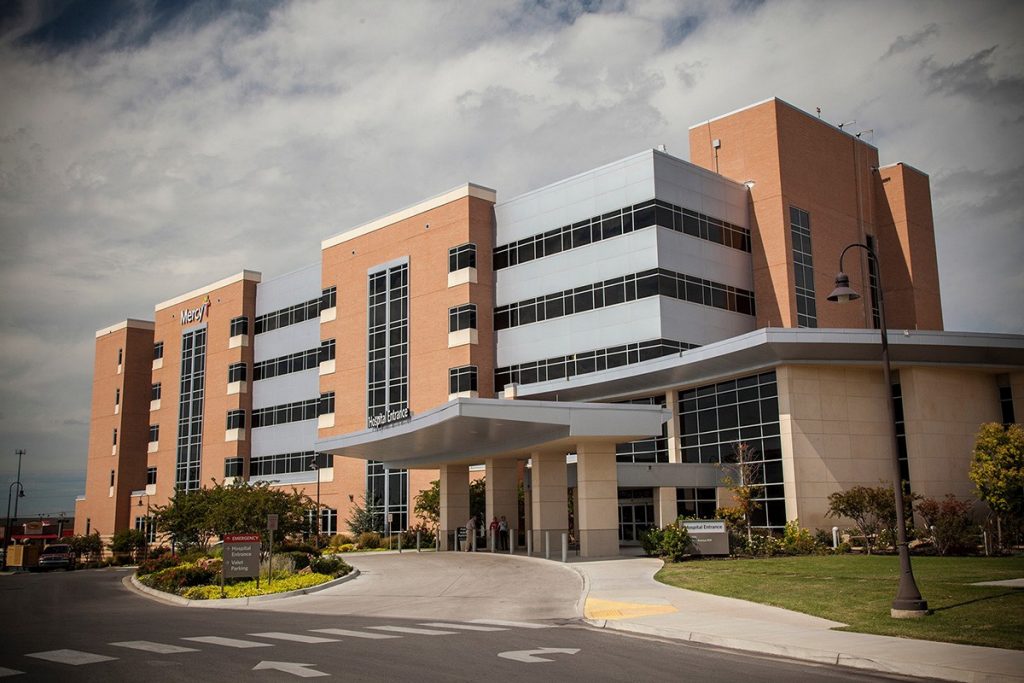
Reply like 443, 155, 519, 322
655, 555, 1024, 650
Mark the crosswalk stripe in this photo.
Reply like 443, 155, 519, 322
26, 649, 117, 665
110, 641, 198, 654
248, 632, 339, 644
181, 636, 272, 649
310, 628, 400, 639
420, 622, 508, 632
0, 667, 24, 677
468, 619, 552, 629
368, 626, 458, 636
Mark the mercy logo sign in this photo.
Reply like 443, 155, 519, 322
180, 295, 211, 325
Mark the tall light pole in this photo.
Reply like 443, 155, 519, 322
308, 455, 322, 547
828, 242, 928, 618
12, 450, 24, 531
137, 495, 152, 561
3, 481, 26, 571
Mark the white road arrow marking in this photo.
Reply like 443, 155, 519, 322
252, 661, 329, 678
498, 648, 580, 663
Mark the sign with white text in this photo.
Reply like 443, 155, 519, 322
682, 520, 729, 555
223, 533, 261, 578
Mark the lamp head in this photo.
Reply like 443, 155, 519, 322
827, 272, 861, 303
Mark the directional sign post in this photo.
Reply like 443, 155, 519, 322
223, 533, 261, 596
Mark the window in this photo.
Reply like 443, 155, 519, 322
254, 346, 321, 381
616, 397, 669, 463
224, 457, 244, 478
449, 366, 478, 395
227, 362, 247, 383
109, 469, 115, 486
147, 467, 157, 486
175, 327, 207, 491
226, 410, 246, 430
677, 487, 717, 519
251, 450, 332, 477
151, 383, 162, 401
252, 398, 320, 428
866, 234, 881, 329
679, 372, 785, 528
367, 263, 409, 423
790, 206, 817, 328
135, 515, 156, 543
891, 375, 910, 486
997, 375, 1015, 426
254, 295, 324, 334
492, 198, 750, 271
319, 339, 336, 364
448, 243, 476, 272
321, 286, 337, 310
117, 348, 123, 365
115, 388, 120, 406
112, 428, 118, 446
148, 425, 159, 443
319, 392, 335, 416
153, 342, 164, 360
493, 268, 754, 330
448, 304, 477, 333
229, 316, 249, 337
366, 461, 408, 531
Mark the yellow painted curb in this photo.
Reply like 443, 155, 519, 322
585, 597, 678, 620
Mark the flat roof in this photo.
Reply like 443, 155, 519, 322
315, 397, 671, 469
321, 183, 497, 250
95, 318, 154, 338
517, 328, 1024, 403
155, 270, 262, 311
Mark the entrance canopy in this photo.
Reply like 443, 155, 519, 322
315, 397, 671, 469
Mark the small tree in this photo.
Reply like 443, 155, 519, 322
968, 422, 1024, 548
414, 480, 440, 532
66, 532, 103, 564
152, 487, 217, 551
825, 484, 917, 554
109, 529, 148, 562
347, 494, 382, 535
719, 442, 763, 544
916, 494, 977, 556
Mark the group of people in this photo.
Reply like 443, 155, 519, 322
463, 514, 510, 551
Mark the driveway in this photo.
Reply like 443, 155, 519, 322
247, 551, 585, 621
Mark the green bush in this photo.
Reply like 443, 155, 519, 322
310, 555, 352, 577
285, 551, 312, 570
181, 572, 334, 600
782, 520, 824, 555
329, 533, 354, 548
744, 530, 784, 557
917, 494, 978, 556
357, 532, 381, 549
280, 541, 321, 556
336, 543, 356, 553
641, 521, 693, 562
140, 562, 218, 594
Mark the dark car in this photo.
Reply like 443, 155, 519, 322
37, 544, 74, 570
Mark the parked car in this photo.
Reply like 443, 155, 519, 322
37, 544, 74, 571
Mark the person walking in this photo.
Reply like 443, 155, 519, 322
464, 515, 477, 552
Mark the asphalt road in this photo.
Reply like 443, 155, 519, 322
0, 567, 923, 682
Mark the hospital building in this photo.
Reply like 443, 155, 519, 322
75, 97, 1024, 557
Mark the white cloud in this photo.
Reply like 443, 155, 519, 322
0, 0, 1022, 514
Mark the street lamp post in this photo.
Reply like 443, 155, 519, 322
12, 450, 24, 528
137, 495, 152, 561
3, 481, 26, 571
828, 242, 928, 618
308, 455, 322, 547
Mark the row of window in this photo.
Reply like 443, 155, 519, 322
449, 365, 477, 394
616, 396, 669, 464
493, 198, 751, 272
495, 338, 695, 389
253, 340, 336, 382
448, 304, 477, 333
254, 287, 336, 335
493, 268, 755, 331
251, 393, 334, 428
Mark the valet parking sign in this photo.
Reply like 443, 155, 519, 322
223, 533, 261, 578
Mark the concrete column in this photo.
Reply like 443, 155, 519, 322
654, 487, 677, 527
530, 451, 567, 552
485, 458, 517, 532
571, 486, 580, 542
576, 442, 619, 558
665, 390, 681, 463
439, 463, 469, 551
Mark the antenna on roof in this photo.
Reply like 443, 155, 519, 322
838, 120, 856, 130
855, 129, 874, 140
816, 107, 821, 119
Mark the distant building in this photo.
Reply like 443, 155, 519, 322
75, 98, 1024, 555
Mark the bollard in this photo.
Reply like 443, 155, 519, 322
489, 529, 495, 553
561, 532, 567, 563
471, 531, 477, 552
983, 530, 989, 556
416, 530, 421, 552
832, 526, 839, 549
509, 528, 515, 555
526, 533, 533, 557
398, 532, 402, 553
545, 531, 550, 560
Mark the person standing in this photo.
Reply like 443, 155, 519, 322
489, 516, 500, 550
498, 515, 509, 550
464, 515, 477, 552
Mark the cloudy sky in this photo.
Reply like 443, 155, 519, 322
1, 0, 1022, 518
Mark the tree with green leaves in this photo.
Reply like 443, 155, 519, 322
719, 442, 763, 544
825, 484, 917, 553
410, 476, 487, 532
969, 422, 1024, 548
347, 494, 382, 535
109, 528, 148, 562
66, 532, 103, 564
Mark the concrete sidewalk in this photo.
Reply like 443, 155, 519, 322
569, 556, 1024, 683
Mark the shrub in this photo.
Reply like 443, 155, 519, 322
917, 494, 978, 556
744, 530, 784, 557
329, 533, 354, 548
357, 532, 381, 549
336, 543, 356, 553
136, 554, 182, 576
782, 520, 822, 555
280, 541, 321, 556
813, 528, 834, 549
286, 551, 312, 570
406, 523, 436, 547
181, 572, 334, 600
641, 521, 693, 562
310, 555, 352, 577
140, 562, 218, 594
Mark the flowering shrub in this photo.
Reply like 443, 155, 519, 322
139, 562, 218, 594
640, 521, 693, 562
136, 554, 183, 576
310, 555, 352, 577
181, 572, 334, 600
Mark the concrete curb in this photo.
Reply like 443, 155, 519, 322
125, 569, 360, 608
583, 616, 1022, 683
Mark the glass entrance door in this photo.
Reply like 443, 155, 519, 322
618, 488, 655, 543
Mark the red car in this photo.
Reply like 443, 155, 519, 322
38, 544, 74, 570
